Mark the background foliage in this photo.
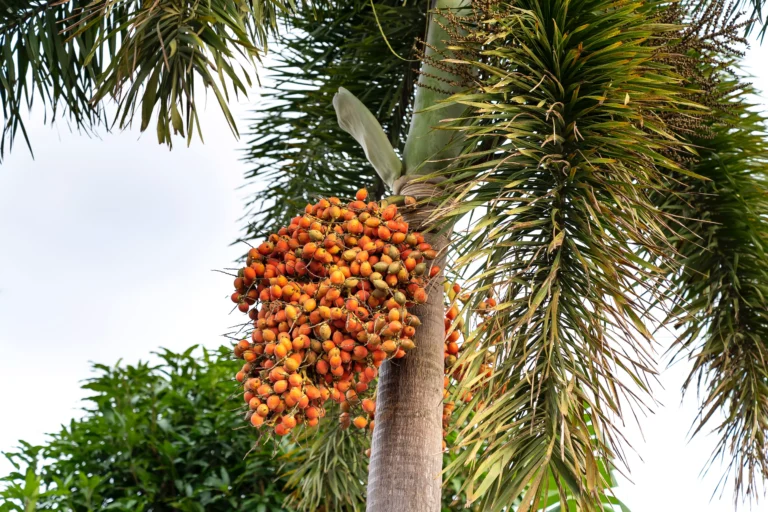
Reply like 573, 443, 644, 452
0, 347, 289, 512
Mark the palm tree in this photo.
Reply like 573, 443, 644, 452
3, 0, 768, 511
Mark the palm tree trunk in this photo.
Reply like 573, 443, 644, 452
366, 0, 467, 510
366, 226, 447, 511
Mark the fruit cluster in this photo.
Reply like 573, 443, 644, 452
230, 189, 440, 436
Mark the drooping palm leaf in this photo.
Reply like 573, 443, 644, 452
0, 0, 299, 158
423, 1, 691, 509
655, 4, 768, 498
239, 0, 424, 240
669, 97, 768, 502
281, 416, 370, 512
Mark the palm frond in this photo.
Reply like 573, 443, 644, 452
239, 0, 425, 240
281, 416, 369, 512
656, 4, 768, 499
0, 0, 296, 158
423, 1, 690, 509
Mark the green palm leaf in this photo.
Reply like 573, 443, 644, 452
656, 7, 768, 498
0, 0, 311, 158
239, 0, 424, 239
424, 1, 691, 509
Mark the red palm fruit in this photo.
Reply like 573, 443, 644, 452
250, 414, 265, 427
305, 386, 322, 400
447, 342, 459, 355
266, 395, 281, 410
273, 380, 288, 394
274, 423, 289, 436
289, 387, 302, 401
353, 346, 369, 360
381, 205, 397, 221
256, 404, 269, 417
270, 366, 288, 382
348, 218, 364, 234
353, 416, 368, 429
288, 374, 303, 387
362, 398, 376, 414
330, 270, 345, 285
316, 359, 329, 375
356, 189, 368, 201
244, 391, 255, 403
391, 231, 406, 244
282, 415, 297, 429
303, 298, 317, 312
346, 298, 359, 312
245, 378, 260, 392
345, 389, 360, 405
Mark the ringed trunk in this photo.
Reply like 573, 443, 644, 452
367, 183, 449, 512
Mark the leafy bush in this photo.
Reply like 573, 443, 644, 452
0, 346, 288, 512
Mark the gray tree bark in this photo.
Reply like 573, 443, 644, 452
366, 186, 448, 511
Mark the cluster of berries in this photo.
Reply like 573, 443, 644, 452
231, 189, 440, 436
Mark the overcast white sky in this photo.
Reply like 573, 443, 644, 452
1, 37, 767, 512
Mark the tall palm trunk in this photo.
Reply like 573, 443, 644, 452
366, 1, 467, 510
367, 228, 448, 511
